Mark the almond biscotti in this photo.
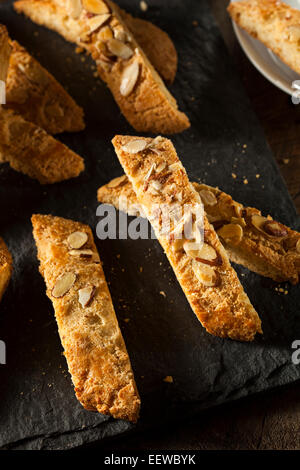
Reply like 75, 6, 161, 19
0, 107, 84, 183
14, 0, 190, 134
32, 214, 140, 422
97, 177, 300, 284
6, 39, 85, 134
0, 25, 11, 82
228, 0, 300, 75
112, 136, 262, 342
0, 238, 12, 303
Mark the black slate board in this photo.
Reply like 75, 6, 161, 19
0, 0, 299, 450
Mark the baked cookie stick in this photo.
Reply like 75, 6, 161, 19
97, 178, 300, 284
32, 214, 140, 422
14, 0, 189, 134
6, 40, 85, 134
0, 238, 12, 303
0, 107, 84, 183
228, 0, 300, 75
112, 136, 262, 342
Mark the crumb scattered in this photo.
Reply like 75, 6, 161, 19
283, 158, 290, 164
163, 376, 173, 383
160, 291, 166, 298
140, 0, 148, 11
232, 173, 237, 179
124, 318, 130, 323
75, 46, 84, 54
93, 71, 98, 78
139, 266, 143, 273
243, 144, 247, 149
34, 31, 39, 37
243, 178, 248, 185
256, 174, 260, 179
81, 56, 86, 63
192, 20, 198, 26
116, 254, 120, 259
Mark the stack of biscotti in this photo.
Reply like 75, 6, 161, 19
6, 40, 85, 134
111, 135, 262, 342
0, 24, 84, 183
14, 0, 190, 134
0, 238, 12, 303
32, 214, 140, 422
98, 177, 300, 284
228, 0, 300, 74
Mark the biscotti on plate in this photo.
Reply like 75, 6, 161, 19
228, 0, 300, 75
112, 135, 262, 342
14, 0, 190, 134
0, 25, 12, 82
0, 238, 12, 303
0, 107, 84, 183
32, 214, 140, 422
97, 176, 300, 284
6, 39, 85, 134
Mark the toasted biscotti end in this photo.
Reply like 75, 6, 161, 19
15, 0, 190, 134
228, 0, 300, 75
0, 24, 12, 82
0, 107, 84, 184
112, 136, 262, 342
0, 238, 12, 302
194, 183, 300, 285
31, 214, 141, 422
6, 40, 85, 134
116, 6, 177, 85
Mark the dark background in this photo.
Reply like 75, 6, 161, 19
0, 0, 299, 450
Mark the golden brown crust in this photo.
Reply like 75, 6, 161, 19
112, 135, 262, 342
117, 6, 177, 85
0, 24, 12, 82
31, 214, 140, 422
228, 0, 300, 75
6, 40, 85, 134
98, 177, 300, 284
0, 237, 12, 303
14, 0, 189, 134
0, 107, 84, 183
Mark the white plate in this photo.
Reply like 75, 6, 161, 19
230, 0, 300, 96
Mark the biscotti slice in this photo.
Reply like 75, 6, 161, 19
112, 136, 262, 342
116, 5, 177, 85
0, 107, 84, 183
98, 177, 300, 284
32, 214, 140, 422
6, 39, 85, 134
0, 25, 12, 83
228, 0, 300, 75
0, 238, 12, 303
14, 0, 190, 134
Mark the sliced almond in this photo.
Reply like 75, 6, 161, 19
263, 220, 288, 238
107, 38, 133, 59
114, 26, 127, 42
87, 14, 110, 33
67, 231, 88, 249
192, 260, 220, 288
156, 162, 167, 173
67, 0, 82, 19
184, 241, 222, 266
144, 163, 156, 181
296, 239, 300, 254
152, 180, 162, 191
217, 223, 243, 246
120, 60, 140, 96
199, 189, 217, 207
98, 25, 113, 40
78, 286, 95, 308
122, 139, 147, 154
82, 0, 110, 15
231, 216, 246, 227
52, 272, 76, 298
250, 214, 268, 233
69, 249, 94, 258
107, 175, 127, 188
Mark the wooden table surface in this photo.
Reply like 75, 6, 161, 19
97, 0, 300, 451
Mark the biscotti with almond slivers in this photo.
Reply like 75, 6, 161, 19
112, 136, 262, 342
97, 177, 300, 284
6, 40, 85, 134
14, 0, 190, 134
0, 25, 12, 82
0, 237, 12, 303
228, 0, 300, 75
0, 107, 84, 183
32, 214, 140, 422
